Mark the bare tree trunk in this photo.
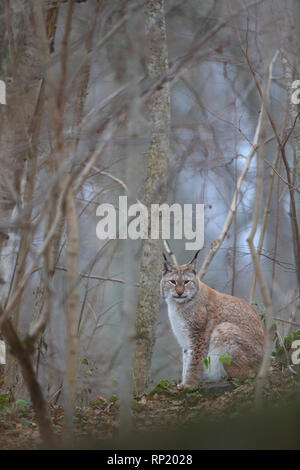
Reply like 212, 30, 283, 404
0, 310, 55, 445
119, 181, 137, 432
0, 0, 53, 393
133, 0, 170, 396
247, 27, 273, 407
30, 0, 92, 383
64, 186, 79, 438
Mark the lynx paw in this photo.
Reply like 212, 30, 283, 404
177, 382, 198, 390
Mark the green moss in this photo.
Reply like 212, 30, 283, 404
131, 399, 146, 413
108, 394, 118, 403
149, 379, 174, 396
108, 395, 120, 408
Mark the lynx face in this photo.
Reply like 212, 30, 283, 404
161, 259, 200, 304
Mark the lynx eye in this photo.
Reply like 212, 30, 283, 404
169, 280, 176, 285
184, 280, 190, 285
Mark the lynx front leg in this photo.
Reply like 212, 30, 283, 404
181, 349, 188, 385
179, 348, 202, 389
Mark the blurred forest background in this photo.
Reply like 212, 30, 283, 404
0, 0, 299, 441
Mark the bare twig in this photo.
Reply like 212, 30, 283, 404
163, 240, 178, 265
226, 0, 274, 405
55, 265, 135, 285
198, 98, 265, 280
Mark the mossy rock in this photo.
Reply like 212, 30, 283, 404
273, 329, 300, 375
149, 379, 174, 396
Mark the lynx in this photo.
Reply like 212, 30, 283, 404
160, 251, 265, 388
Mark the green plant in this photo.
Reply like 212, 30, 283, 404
185, 390, 203, 400
108, 394, 120, 408
231, 380, 240, 387
219, 353, 232, 366
0, 393, 10, 412
14, 399, 33, 417
15, 399, 30, 409
80, 357, 94, 376
19, 417, 31, 426
203, 356, 211, 370
244, 371, 257, 383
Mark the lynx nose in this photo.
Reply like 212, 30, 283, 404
176, 289, 184, 296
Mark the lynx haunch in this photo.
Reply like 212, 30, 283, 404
160, 251, 265, 388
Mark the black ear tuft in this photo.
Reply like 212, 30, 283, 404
188, 250, 200, 273
162, 252, 172, 274
189, 250, 200, 264
163, 253, 168, 262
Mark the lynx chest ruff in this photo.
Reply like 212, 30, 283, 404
167, 301, 191, 350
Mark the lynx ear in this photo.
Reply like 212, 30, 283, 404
162, 253, 172, 274
188, 250, 200, 273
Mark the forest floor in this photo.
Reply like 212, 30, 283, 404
1, 360, 300, 450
